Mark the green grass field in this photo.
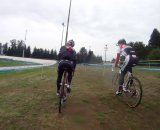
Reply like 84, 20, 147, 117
0, 65, 159, 130
0, 59, 40, 67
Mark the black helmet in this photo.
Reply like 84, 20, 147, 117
117, 39, 126, 45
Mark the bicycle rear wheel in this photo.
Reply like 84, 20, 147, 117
125, 77, 142, 108
59, 84, 64, 113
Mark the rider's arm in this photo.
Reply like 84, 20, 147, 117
58, 52, 61, 61
114, 53, 120, 67
73, 51, 77, 70
72, 51, 77, 76
58, 46, 66, 60
57, 48, 62, 60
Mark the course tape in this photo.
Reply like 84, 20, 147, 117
138, 62, 160, 65
135, 68, 160, 71
86, 64, 160, 71
0, 65, 49, 73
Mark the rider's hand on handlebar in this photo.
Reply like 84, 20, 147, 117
112, 64, 118, 68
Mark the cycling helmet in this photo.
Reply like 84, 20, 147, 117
67, 39, 75, 47
117, 39, 126, 45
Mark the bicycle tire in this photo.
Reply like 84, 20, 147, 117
125, 77, 142, 108
58, 83, 64, 113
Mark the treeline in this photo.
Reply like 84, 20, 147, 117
0, 39, 58, 60
76, 47, 103, 63
128, 28, 160, 60
0, 39, 103, 63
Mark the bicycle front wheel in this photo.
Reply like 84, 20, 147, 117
125, 77, 142, 108
112, 73, 119, 92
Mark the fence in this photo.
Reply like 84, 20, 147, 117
85, 60, 160, 71
138, 60, 160, 66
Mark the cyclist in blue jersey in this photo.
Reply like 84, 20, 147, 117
114, 39, 138, 95
56, 40, 76, 96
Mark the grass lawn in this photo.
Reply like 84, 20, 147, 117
0, 58, 40, 67
0, 65, 159, 130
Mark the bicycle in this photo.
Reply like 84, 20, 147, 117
58, 68, 69, 113
112, 67, 142, 108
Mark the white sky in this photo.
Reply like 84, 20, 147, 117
0, 0, 160, 61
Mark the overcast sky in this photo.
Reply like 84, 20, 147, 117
0, 0, 160, 60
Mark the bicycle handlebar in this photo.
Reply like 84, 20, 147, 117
111, 65, 121, 72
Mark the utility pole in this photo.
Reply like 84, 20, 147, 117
61, 23, 65, 47
22, 30, 27, 57
104, 44, 108, 63
65, 0, 72, 45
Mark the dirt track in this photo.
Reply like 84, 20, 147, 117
0, 55, 56, 72
0, 55, 56, 65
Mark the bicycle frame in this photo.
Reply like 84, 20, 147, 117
123, 71, 133, 90
113, 66, 133, 90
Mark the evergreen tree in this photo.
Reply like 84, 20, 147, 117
25, 46, 31, 57
78, 47, 88, 63
148, 28, 160, 48
96, 56, 103, 63
86, 50, 93, 63
134, 42, 147, 60
32, 47, 37, 58
7, 47, 12, 56
3, 43, 8, 55
77, 47, 103, 64
148, 48, 160, 60
53, 50, 57, 60
0, 43, 2, 54
128, 42, 134, 47
17, 40, 25, 57
10, 39, 17, 56
50, 49, 54, 59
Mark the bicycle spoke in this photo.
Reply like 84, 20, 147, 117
59, 83, 64, 113
112, 73, 119, 91
125, 77, 142, 108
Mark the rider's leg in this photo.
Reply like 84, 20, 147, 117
116, 56, 130, 95
67, 68, 72, 85
118, 69, 127, 92
128, 67, 132, 75
66, 67, 72, 93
